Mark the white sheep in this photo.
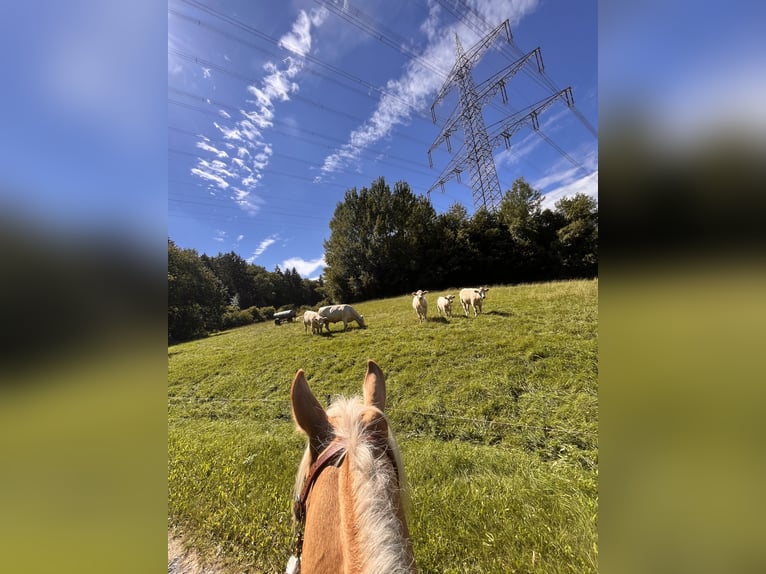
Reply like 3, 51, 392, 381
303, 310, 326, 335
411, 290, 429, 322
318, 304, 366, 332
459, 287, 489, 317
436, 294, 455, 318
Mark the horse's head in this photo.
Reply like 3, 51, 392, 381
290, 360, 415, 574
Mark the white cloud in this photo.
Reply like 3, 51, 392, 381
279, 11, 313, 57
196, 140, 229, 159
279, 7, 329, 57
532, 165, 582, 190
213, 229, 227, 242
231, 188, 262, 215
541, 170, 598, 211
529, 141, 598, 191
213, 122, 243, 141
190, 8, 327, 214
190, 167, 229, 189
202, 67, 211, 79
236, 234, 244, 242
318, 0, 541, 176
247, 234, 280, 262
282, 256, 327, 278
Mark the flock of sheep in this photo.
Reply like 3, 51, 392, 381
301, 287, 490, 335
411, 287, 490, 322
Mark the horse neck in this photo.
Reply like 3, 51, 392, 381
344, 437, 414, 574
299, 399, 414, 574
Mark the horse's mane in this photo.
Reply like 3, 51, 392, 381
293, 395, 412, 573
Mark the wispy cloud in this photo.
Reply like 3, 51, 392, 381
317, 0, 540, 178
529, 139, 597, 187
191, 7, 327, 213
196, 139, 229, 159
190, 166, 229, 190
279, 7, 328, 56
282, 256, 327, 279
232, 188, 263, 215
213, 229, 227, 242
247, 234, 280, 263
494, 105, 572, 169
541, 170, 598, 211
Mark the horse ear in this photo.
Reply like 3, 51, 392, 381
291, 370, 330, 445
363, 360, 386, 412
363, 360, 389, 437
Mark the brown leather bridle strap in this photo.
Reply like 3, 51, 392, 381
293, 439, 347, 523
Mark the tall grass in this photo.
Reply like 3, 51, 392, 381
169, 279, 597, 573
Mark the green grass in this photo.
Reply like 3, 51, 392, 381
169, 279, 598, 573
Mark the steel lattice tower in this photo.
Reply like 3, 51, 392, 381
450, 33, 502, 212
428, 21, 575, 213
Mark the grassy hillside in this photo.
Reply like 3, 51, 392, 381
168, 279, 598, 573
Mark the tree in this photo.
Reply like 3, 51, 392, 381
555, 193, 598, 277
247, 264, 277, 307
204, 252, 256, 309
461, 207, 514, 285
323, 177, 437, 301
434, 202, 472, 287
498, 177, 546, 280
168, 240, 227, 341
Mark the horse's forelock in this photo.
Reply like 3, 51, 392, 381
293, 396, 408, 515
293, 394, 413, 573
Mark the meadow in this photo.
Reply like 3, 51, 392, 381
168, 279, 598, 573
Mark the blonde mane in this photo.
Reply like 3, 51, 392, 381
293, 395, 413, 574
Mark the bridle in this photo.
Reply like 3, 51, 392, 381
291, 433, 401, 562
293, 438, 348, 525
292, 438, 348, 562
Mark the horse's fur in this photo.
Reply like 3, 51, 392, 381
291, 361, 415, 574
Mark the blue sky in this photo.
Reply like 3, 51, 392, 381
168, 0, 597, 279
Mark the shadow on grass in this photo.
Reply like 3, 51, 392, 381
319, 325, 365, 335
486, 310, 512, 317
428, 316, 451, 324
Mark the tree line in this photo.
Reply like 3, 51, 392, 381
168, 176, 597, 342
168, 245, 325, 341
322, 176, 597, 302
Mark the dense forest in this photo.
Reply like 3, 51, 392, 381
168, 176, 597, 342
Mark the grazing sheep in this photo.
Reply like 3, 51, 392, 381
318, 304, 366, 332
412, 290, 429, 322
436, 294, 455, 318
303, 310, 326, 335
459, 287, 490, 317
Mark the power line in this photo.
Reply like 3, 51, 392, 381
171, 1, 434, 124
168, 93, 435, 177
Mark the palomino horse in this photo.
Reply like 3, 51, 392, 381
288, 360, 416, 574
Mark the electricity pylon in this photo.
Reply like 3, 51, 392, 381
428, 20, 572, 213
